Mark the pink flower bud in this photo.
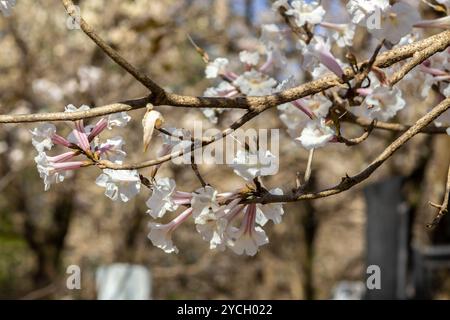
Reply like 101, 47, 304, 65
46, 151, 78, 163
51, 134, 72, 148
52, 161, 84, 171
88, 118, 108, 141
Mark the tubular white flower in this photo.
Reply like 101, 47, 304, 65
73, 121, 91, 152
34, 152, 81, 191
362, 85, 406, 121
299, 95, 333, 118
195, 199, 243, 251
89, 118, 108, 140
228, 204, 269, 256
191, 186, 220, 220
296, 118, 336, 150
300, 37, 345, 78
148, 207, 193, 254
64, 104, 91, 113
95, 169, 141, 202
98, 136, 127, 164
202, 82, 237, 123
146, 177, 179, 219
320, 22, 355, 48
256, 188, 285, 225
278, 102, 311, 139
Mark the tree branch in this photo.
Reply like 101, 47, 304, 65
1, 29, 449, 123
428, 161, 450, 228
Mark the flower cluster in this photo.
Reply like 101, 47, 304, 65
31, 105, 134, 195
147, 180, 284, 256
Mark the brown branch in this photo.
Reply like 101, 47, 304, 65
1, 30, 449, 123
389, 36, 450, 86
427, 162, 450, 228
343, 112, 448, 134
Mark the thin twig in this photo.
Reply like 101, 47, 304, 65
427, 162, 450, 228
389, 38, 450, 87
337, 120, 377, 146
343, 112, 447, 134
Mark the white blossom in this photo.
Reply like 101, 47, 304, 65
239, 51, 260, 66
95, 169, 141, 202
202, 81, 237, 123
148, 207, 192, 254
256, 188, 284, 225
34, 152, 82, 191
347, 0, 389, 25
296, 118, 336, 149
196, 217, 229, 251
278, 103, 310, 138
299, 37, 345, 77
205, 58, 229, 79
228, 204, 269, 256
301, 95, 333, 118
64, 104, 90, 113
34, 152, 67, 191
285, 0, 326, 27
362, 85, 406, 121
146, 178, 178, 219
191, 186, 220, 220
98, 136, 126, 164
322, 23, 355, 48
30, 123, 56, 152
107, 112, 131, 129
233, 70, 277, 96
